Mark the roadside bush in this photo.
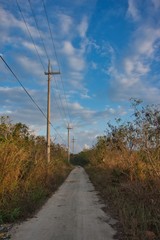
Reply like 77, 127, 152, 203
85, 100, 160, 239
0, 117, 71, 223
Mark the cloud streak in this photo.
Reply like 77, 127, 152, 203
106, 0, 160, 104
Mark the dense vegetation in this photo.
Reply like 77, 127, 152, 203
0, 116, 71, 223
70, 151, 90, 166
75, 99, 160, 240
1, 99, 160, 239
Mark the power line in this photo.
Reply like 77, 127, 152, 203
15, 0, 46, 72
15, 0, 69, 142
41, 0, 72, 124
41, 0, 58, 63
27, 0, 50, 61
52, 75, 68, 125
0, 55, 47, 120
0, 56, 66, 145
27, 0, 68, 127
15, 0, 74, 146
52, 126, 66, 146
59, 73, 72, 124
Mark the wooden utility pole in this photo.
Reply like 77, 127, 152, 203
67, 124, 72, 163
72, 137, 76, 154
45, 60, 60, 164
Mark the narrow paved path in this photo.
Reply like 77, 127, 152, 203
10, 167, 116, 240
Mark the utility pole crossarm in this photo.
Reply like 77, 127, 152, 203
45, 71, 60, 75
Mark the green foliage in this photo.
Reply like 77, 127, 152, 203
0, 208, 21, 222
70, 150, 91, 166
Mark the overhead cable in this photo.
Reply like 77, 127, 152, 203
41, 0, 72, 124
0, 56, 66, 145
16, 0, 46, 71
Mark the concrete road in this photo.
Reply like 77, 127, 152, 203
10, 167, 116, 240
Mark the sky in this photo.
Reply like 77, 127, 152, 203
0, 0, 160, 153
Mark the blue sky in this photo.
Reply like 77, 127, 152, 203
0, 0, 160, 152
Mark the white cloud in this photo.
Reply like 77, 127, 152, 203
80, 88, 91, 99
91, 61, 97, 69
16, 55, 43, 76
127, 0, 140, 21
124, 58, 134, 75
0, 110, 12, 115
63, 41, 75, 55
84, 143, 90, 149
22, 41, 44, 55
73, 107, 134, 151
107, 4, 160, 102
124, 57, 150, 76
62, 40, 86, 72
136, 61, 150, 75
0, 6, 39, 38
88, 39, 100, 52
77, 16, 88, 38
108, 107, 115, 114
0, 86, 46, 124
71, 102, 83, 110
57, 13, 73, 36
55, 12, 90, 94
69, 56, 85, 71
135, 27, 160, 57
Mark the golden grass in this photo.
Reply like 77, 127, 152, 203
86, 153, 160, 240
0, 128, 71, 223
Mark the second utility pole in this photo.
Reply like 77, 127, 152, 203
45, 60, 60, 164
72, 137, 76, 154
67, 124, 72, 163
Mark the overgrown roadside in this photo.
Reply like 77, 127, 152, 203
0, 162, 71, 240
0, 160, 71, 225
0, 161, 71, 223
86, 165, 160, 240
0, 116, 72, 225
74, 100, 160, 240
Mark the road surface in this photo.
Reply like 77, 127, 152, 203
10, 167, 116, 240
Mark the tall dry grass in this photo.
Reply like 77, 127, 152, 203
85, 100, 160, 239
0, 117, 71, 223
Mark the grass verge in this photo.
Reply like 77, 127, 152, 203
86, 166, 160, 240
0, 162, 72, 223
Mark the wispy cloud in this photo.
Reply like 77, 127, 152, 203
134, 27, 160, 57
62, 40, 86, 73
55, 11, 91, 95
77, 16, 88, 38
0, 6, 39, 38
69, 101, 126, 127
22, 41, 45, 56
106, 0, 160, 104
16, 55, 43, 76
57, 13, 73, 36
127, 0, 140, 21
